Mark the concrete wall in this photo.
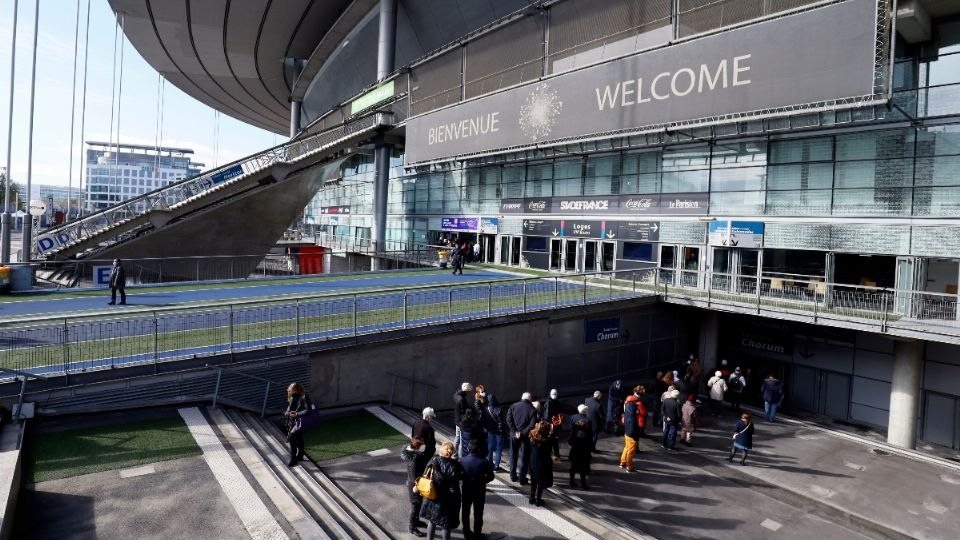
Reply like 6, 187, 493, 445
308, 319, 550, 411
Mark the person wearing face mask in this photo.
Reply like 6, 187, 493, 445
474, 384, 488, 414
107, 258, 127, 305
542, 389, 563, 461
401, 436, 430, 537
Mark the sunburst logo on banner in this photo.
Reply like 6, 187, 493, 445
519, 83, 563, 141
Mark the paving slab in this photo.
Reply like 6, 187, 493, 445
13, 455, 250, 540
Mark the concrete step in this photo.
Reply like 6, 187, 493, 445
222, 408, 356, 539
240, 411, 390, 540
206, 406, 329, 540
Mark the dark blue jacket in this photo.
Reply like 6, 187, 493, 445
460, 453, 494, 494
761, 378, 783, 404
733, 419, 754, 449
507, 399, 537, 437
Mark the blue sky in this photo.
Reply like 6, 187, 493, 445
0, 0, 281, 192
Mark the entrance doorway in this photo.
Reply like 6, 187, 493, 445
923, 391, 960, 449
583, 240, 615, 273
498, 236, 522, 266
479, 234, 495, 263
564, 239, 578, 273
791, 366, 850, 420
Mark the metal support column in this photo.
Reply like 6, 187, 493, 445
2, 0, 20, 264
289, 100, 302, 139
21, 0, 40, 262
371, 0, 397, 271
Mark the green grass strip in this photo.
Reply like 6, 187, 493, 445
301, 410, 408, 462
26, 415, 201, 483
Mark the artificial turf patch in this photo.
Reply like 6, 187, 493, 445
26, 415, 201, 483
302, 410, 408, 462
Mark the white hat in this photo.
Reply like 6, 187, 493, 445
670, 390, 680, 399
422, 407, 435, 419
549, 389, 558, 399
577, 404, 588, 414
461, 382, 474, 392
593, 390, 602, 399
715, 371, 722, 377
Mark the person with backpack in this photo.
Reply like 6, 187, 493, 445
567, 405, 593, 489
619, 385, 646, 473
660, 389, 682, 451
706, 370, 728, 416
482, 393, 507, 471
728, 367, 746, 412
761, 373, 784, 422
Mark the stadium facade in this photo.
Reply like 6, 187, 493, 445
113, 0, 960, 450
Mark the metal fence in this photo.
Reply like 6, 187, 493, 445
0, 269, 655, 381
31, 248, 436, 288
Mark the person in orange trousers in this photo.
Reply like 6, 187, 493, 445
619, 385, 647, 472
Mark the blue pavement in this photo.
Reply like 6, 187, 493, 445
0, 268, 515, 319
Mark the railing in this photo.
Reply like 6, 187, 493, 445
0, 269, 654, 382
34, 111, 391, 259
31, 248, 436, 288
1, 367, 47, 422
211, 365, 287, 417
647, 267, 960, 339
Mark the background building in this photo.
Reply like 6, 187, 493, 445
84, 141, 203, 211
106, 0, 960, 450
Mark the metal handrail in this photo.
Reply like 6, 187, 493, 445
210, 365, 288, 417
34, 111, 391, 258
387, 371, 439, 409
4, 267, 639, 326
0, 367, 48, 423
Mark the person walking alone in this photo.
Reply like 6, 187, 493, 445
451, 244, 464, 275
619, 385, 646, 472
761, 373, 784, 422
401, 436, 430, 537
285, 383, 311, 466
107, 258, 127, 305
567, 405, 593, 490
660, 389, 682, 451
728, 411, 755, 465
586, 391, 605, 452
460, 439, 494, 540
454, 382, 474, 457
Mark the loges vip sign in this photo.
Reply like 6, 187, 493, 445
595, 54, 752, 110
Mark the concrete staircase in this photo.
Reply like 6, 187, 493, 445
209, 406, 389, 540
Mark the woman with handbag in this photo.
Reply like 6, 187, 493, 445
420, 441, 463, 540
728, 411, 755, 465
285, 383, 312, 466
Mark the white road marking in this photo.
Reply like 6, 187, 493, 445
366, 406, 599, 540
940, 474, 960, 485
366, 448, 391, 457
761, 519, 782, 531
809, 485, 836, 499
179, 407, 287, 540
118, 465, 155, 478
638, 498, 659, 511
843, 461, 865, 471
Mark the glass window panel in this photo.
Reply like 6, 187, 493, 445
501, 165, 525, 198
553, 177, 582, 196
834, 159, 912, 188
836, 130, 914, 161
710, 191, 764, 215
927, 53, 960, 86
554, 159, 582, 179
916, 125, 960, 156
769, 137, 833, 164
832, 188, 912, 216
661, 169, 709, 193
622, 151, 660, 174
662, 145, 710, 171
914, 156, 960, 186
710, 166, 766, 191
913, 187, 960, 216
765, 190, 832, 216
766, 163, 833, 190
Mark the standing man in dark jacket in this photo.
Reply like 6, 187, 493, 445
606, 380, 623, 433
660, 389, 682, 450
585, 391, 605, 451
412, 407, 437, 461
761, 374, 784, 422
542, 389, 563, 461
107, 258, 127, 305
507, 392, 537, 484
453, 382, 474, 457
460, 439, 494, 539
400, 436, 430, 537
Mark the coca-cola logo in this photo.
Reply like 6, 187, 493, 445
528, 201, 547, 212
624, 198, 653, 210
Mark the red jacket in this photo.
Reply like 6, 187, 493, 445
622, 394, 647, 431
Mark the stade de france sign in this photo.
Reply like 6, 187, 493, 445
405, 0, 880, 164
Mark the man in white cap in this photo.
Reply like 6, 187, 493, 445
542, 389, 563, 461
454, 382, 474, 457
661, 389, 682, 450
586, 390, 605, 452
707, 370, 728, 416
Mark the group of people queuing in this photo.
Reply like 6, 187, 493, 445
399, 367, 787, 538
